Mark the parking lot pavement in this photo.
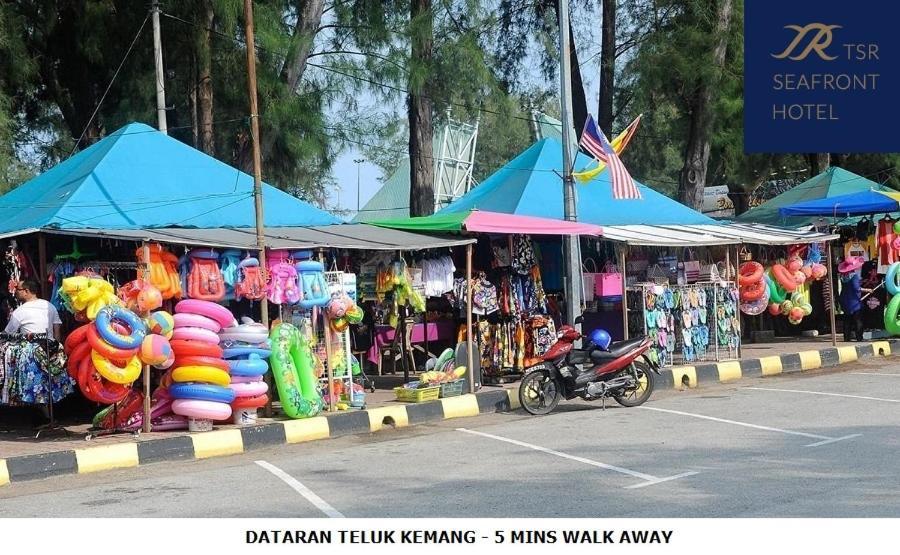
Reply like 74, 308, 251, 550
1, 356, 898, 517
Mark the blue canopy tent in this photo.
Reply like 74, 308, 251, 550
439, 138, 717, 225
0, 122, 340, 232
778, 189, 900, 218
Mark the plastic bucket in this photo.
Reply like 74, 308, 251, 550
188, 418, 214, 432
233, 408, 258, 425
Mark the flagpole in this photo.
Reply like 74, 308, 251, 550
557, 0, 583, 328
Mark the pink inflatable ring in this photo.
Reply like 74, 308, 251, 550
171, 398, 232, 421
175, 299, 237, 329
172, 326, 221, 345
174, 312, 222, 333
230, 380, 268, 398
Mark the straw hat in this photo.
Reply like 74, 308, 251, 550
837, 256, 864, 274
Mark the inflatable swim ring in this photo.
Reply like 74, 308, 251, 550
230, 381, 268, 398
169, 383, 236, 404
173, 312, 222, 333
227, 356, 269, 377
174, 299, 236, 329
95, 305, 147, 349
172, 365, 230, 386
884, 294, 900, 336
268, 323, 322, 419
738, 261, 764, 286
886, 263, 900, 296
171, 399, 232, 421
173, 355, 229, 371
91, 349, 141, 384
771, 264, 798, 292
170, 339, 224, 358
172, 326, 221, 344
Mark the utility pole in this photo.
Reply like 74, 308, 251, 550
151, 0, 167, 134
243, 0, 269, 326
354, 158, 365, 213
557, 0, 582, 327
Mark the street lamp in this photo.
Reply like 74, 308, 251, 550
353, 158, 365, 213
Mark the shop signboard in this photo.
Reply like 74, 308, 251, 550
702, 185, 735, 217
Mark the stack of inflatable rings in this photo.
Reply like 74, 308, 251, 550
220, 321, 271, 413
169, 300, 238, 423
738, 261, 769, 315
68, 305, 148, 403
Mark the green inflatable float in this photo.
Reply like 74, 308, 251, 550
269, 323, 323, 418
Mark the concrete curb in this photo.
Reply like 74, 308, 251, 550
0, 389, 521, 487
660, 339, 898, 390
2, 339, 895, 487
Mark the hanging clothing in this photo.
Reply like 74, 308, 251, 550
876, 216, 896, 273
0, 337, 73, 405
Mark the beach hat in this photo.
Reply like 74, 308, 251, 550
837, 256, 865, 274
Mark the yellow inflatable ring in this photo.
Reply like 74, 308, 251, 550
90, 349, 141, 385
172, 365, 230, 386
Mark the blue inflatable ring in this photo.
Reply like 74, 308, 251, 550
886, 263, 900, 296
228, 355, 269, 377
223, 347, 271, 359
95, 305, 147, 349
169, 383, 236, 404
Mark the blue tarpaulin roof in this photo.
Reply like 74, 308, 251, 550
0, 122, 340, 233
778, 189, 900, 217
438, 138, 716, 226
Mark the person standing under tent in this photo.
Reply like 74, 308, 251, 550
837, 256, 870, 342
4, 279, 62, 340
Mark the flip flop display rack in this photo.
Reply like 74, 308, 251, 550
636, 282, 741, 367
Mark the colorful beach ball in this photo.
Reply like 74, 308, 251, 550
155, 353, 176, 370
140, 334, 172, 366
147, 311, 175, 339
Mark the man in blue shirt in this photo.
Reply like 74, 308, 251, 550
838, 256, 870, 341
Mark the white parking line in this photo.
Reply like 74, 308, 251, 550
747, 387, 900, 404
255, 460, 344, 518
850, 372, 900, 377
456, 428, 698, 489
637, 406, 860, 448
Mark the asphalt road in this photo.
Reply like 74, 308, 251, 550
2, 357, 899, 517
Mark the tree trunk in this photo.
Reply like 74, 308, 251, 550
729, 155, 774, 216
806, 153, 830, 174
197, 0, 215, 155
598, 0, 616, 136
259, 0, 325, 159
677, 0, 733, 210
408, 0, 434, 217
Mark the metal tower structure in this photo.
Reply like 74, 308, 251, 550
433, 113, 479, 210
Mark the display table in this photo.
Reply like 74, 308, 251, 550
366, 320, 457, 365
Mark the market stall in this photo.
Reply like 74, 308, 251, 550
373, 209, 603, 384
0, 122, 477, 436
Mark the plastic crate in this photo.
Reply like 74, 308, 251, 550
394, 385, 441, 403
439, 380, 465, 398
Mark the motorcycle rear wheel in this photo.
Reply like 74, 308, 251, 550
613, 361, 655, 407
519, 366, 561, 416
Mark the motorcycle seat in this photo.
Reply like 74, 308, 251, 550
603, 337, 646, 358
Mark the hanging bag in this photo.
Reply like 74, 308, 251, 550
683, 249, 701, 283
596, 260, 623, 298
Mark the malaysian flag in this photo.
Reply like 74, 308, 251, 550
579, 115, 642, 200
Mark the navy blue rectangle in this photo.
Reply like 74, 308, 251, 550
745, 1, 900, 152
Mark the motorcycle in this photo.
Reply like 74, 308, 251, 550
518, 317, 661, 415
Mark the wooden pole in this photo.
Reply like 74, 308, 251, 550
466, 243, 475, 393
37, 233, 48, 299
735, 244, 742, 358
141, 241, 152, 433
619, 246, 628, 340
827, 241, 837, 346
243, 0, 268, 328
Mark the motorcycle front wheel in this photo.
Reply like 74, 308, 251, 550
518, 366, 561, 415
613, 361, 655, 407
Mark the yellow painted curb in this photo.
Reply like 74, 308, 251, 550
871, 341, 891, 356
671, 366, 697, 389
367, 406, 409, 432
0, 460, 8, 487
440, 394, 480, 419
75, 443, 139, 474
717, 361, 742, 383
191, 429, 243, 459
283, 417, 330, 444
798, 350, 822, 371
759, 356, 783, 376
506, 388, 521, 410
837, 346, 858, 364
